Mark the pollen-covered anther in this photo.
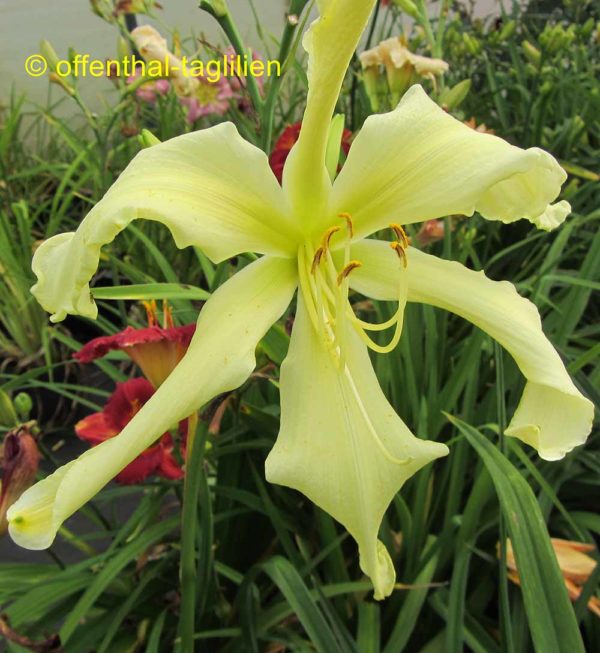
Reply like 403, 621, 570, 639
311, 247, 325, 274
321, 226, 342, 251
337, 260, 362, 285
390, 223, 409, 249
142, 299, 159, 327
390, 241, 408, 268
338, 212, 354, 237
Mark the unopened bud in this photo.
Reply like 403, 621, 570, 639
117, 36, 130, 62
139, 129, 161, 148
441, 79, 471, 110
0, 390, 18, 428
463, 33, 481, 56
522, 40, 541, 66
39, 39, 60, 72
199, 0, 229, 17
49, 72, 76, 96
13, 393, 33, 422
499, 20, 516, 42
392, 0, 420, 19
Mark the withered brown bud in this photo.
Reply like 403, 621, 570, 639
0, 427, 40, 535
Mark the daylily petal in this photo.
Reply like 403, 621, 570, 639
32, 123, 298, 322
283, 0, 376, 220
265, 296, 448, 599
347, 240, 594, 460
8, 256, 297, 549
330, 85, 570, 240
75, 412, 117, 445
74, 325, 195, 363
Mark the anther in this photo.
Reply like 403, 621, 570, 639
142, 299, 158, 327
162, 300, 174, 329
390, 223, 409, 249
321, 226, 341, 251
338, 212, 354, 237
390, 241, 408, 268
311, 247, 324, 274
337, 260, 362, 285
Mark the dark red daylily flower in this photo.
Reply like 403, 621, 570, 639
269, 121, 353, 183
74, 302, 196, 388
75, 378, 185, 484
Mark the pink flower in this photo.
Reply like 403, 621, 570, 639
416, 219, 445, 246
223, 46, 265, 95
181, 75, 234, 123
126, 71, 170, 104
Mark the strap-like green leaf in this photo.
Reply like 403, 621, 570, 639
448, 415, 585, 653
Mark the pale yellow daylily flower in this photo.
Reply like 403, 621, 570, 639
363, 36, 449, 103
9, 0, 593, 600
378, 38, 449, 77
130, 25, 198, 96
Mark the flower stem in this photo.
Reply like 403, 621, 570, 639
200, 2, 264, 117
495, 342, 515, 653
177, 416, 207, 652
260, 0, 309, 151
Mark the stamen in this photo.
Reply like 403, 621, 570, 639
352, 314, 404, 354
336, 260, 362, 286
390, 223, 409, 248
321, 225, 341, 251
351, 303, 404, 331
338, 212, 354, 237
298, 245, 325, 337
390, 241, 408, 268
311, 247, 324, 274
162, 300, 174, 329
142, 300, 158, 327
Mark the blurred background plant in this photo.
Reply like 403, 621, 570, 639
0, 0, 598, 651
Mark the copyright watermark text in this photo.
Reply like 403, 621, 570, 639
25, 53, 280, 83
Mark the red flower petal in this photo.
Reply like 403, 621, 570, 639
103, 378, 155, 432
75, 412, 118, 445
74, 324, 196, 363
75, 378, 185, 484
116, 444, 166, 484
269, 121, 353, 184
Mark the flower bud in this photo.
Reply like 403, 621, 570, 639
463, 33, 481, 56
0, 390, 18, 428
522, 40, 541, 67
498, 20, 516, 42
392, 0, 420, 19
117, 36, 130, 62
139, 129, 161, 148
199, 0, 229, 17
440, 79, 471, 110
49, 72, 76, 96
39, 39, 61, 72
13, 393, 33, 422
581, 18, 594, 39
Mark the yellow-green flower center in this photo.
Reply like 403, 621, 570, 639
296, 214, 412, 467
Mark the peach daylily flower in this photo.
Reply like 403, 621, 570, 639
505, 538, 600, 618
